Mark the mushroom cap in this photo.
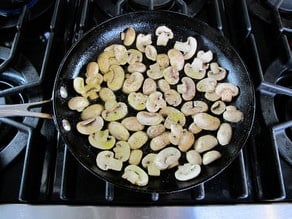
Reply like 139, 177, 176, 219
215, 82, 239, 102
177, 77, 196, 101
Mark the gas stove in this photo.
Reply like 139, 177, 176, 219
0, 0, 291, 209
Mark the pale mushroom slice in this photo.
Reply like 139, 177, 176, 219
142, 153, 160, 176
97, 51, 112, 74
136, 111, 164, 126
163, 66, 180, 85
184, 58, 206, 80
104, 44, 128, 65
177, 77, 196, 101
207, 62, 227, 81
128, 92, 147, 111
217, 123, 232, 146
68, 96, 89, 112
160, 106, 186, 129
202, 150, 222, 165
177, 129, 195, 152
108, 121, 130, 141
175, 163, 201, 181
174, 36, 197, 60
136, 33, 152, 52
150, 132, 171, 151
121, 117, 145, 131
127, 62, 146, 73
164, 89, 182, 106
186, 150, 202, 165
146, 124, 166, 138
122, 72, 144, 94
76, 116, 104, 135
122, 165, 149, 186
196, 77, 217, 93
145, 44, 157, 61
129, 149, 143, 165
156, 53, 170, 68
210, 100, 226, 115
215, 82, 239, 102
168, 49, 185, 71
99, 87, 116, 102
121, 27, 136, 46
128, 131, 148, 149
101, 102, 128, 122
113, 141, 131, 162
147, 63, 163, 80
103, 64, 125, 91
89, 130, 116, 150
157, 79, 170, 92
127, 49, 143, 65
154, 147, 181, 170
146, 91, 167, 112
81, 104, 104, 120
96, 151, 123, 171
155, 26, 173, 46
181, 101, 208, 116
194, 134, 218, 153
142, 78, 157, 95
192, 112, 220, 131
223, 105, 244, 123
197, 50, 213, 63
85, 61, 99, 78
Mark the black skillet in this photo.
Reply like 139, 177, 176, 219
54, 11, 254, 193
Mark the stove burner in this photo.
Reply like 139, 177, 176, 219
0, 46, 42, 170
265, 0, 292, 13
0, 0, 53, 29
247, 0, 292, 31
259, 59, 292, 165
95, 0, 206, 17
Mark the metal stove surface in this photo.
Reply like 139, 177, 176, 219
0, 0, 291, 212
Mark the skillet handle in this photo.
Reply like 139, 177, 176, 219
0, 100, 52, 119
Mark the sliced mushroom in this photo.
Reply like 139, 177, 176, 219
108, 121, 130, 141
121, 27, 136, 46
157, 79, 170, 92
122, 72, 144, 94
113, 141, 131, 162
104, 44, 128, 65
104, 64, 125, 91
146, 124, 166, 138
129, 149, 143, 165
215, 82, 239, 102
188, 122, 202, 134
196, 77, 217, 93
184, 58, 206, 80
136, 33, 152, 52
155, 26, 173, 46
207, 62, 227, 81
164, 89, 182, 107
154, 147, 181, 170
145, 44, 157, 61
101, 102, 128, 122
192, 112, 220, 131
122, 165, 149, 186
217, 123, 232, 145
146, 91, 167, 112
81, 104, 104, 120
194, 134, 218, 153
142, 153, 160, 176
178, 129, 195, 152
73, 77, 86, 95
177, 77, 196, 101
121, 117, 145, 131
168, 49, 185, 71
204, 91, 220, 102
128, 92, 147, 111
68, 96, 89, 112
142, 78, 157, 95
128, 131, 148, 149
174, 36, 197, 60
163, 66, 180, 85
85, 61, 99, 78
89, 130, 116, 150
127, 62, 146, 73
197, 50, 213, 63
175, 163, 201, 181
223, 105, 244, 123
136, 111, 164, 126
156, 53, 170, 68
97, 51, 112, 74
186, 150, 202, 165
150, 132, 170, 151
127, 49, 143, 65
99, 87, 116, 102
210, 100, 226, 115
160, 106, 186, 129
181, 101, 208, 116
202, 150, 222, 165
169, 124, 183, 145
147, 63, 163, 80
76, 116, 104, 135
96, 151, 123, 171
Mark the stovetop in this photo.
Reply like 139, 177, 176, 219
0, 0, 291, 205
